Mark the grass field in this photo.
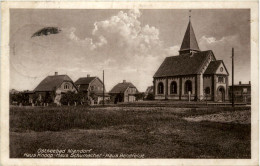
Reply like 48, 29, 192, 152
10, 105, 251, 158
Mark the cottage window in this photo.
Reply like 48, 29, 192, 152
90, 86, 94, 91
158, 82, 164, 94
184, 80, 192, 94
243, 88, 247, 94
64, 84, 69, 89
170, 81, 177, 94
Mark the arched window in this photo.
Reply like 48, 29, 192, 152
170, 81, 177, 94
158, 82, 164, 94
184, 80, 192, 94
64, 83, 69, 90
205, 87, 210, 94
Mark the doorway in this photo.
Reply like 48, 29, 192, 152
217, 86, 225, 102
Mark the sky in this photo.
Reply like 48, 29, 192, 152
10, 9, 250, 92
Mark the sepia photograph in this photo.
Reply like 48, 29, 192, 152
0, 1, 259, 166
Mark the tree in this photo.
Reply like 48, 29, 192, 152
134, 92, 145, 101
146, 93, 154, 100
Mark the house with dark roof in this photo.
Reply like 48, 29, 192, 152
34, 72, 77, 104
153, 19, 229, 102
144, 86, 154, 99
229, 81, 251, 103
75, 74, 109, 104
109, 80, 138, 103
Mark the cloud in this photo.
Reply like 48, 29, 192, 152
165, 45, 180, 56
10, 9, 175, 91
198, 35, 250, 84
199, 35, 239, 47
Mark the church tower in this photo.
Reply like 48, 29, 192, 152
179, 17, 200, 55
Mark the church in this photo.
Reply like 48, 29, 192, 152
153, 18, 229, 102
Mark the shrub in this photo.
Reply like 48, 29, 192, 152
135, 93, 145, 101
146, 93, 154, 100
60, 91, 85, 105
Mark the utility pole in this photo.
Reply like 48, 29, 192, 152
232, 48, 234, 107
103, 70, 105, 106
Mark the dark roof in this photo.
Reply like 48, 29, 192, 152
180, 20, 200, 52
109, 82, 137, 93
229, 84, 251, 87
34, 75, 73, 92
204, 60, 222, 74
145, 86, 154, 94
154, 50, 213, 77
75, 77, 96, 85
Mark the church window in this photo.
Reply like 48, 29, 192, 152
220, 67, 223, 72
205, 87, 210, 94
158, 82, 164, 94
218, 76, 224, 83
170, 81, 177, 94
184, 80, 192, 94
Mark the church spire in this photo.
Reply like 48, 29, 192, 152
179, 11, 200, 55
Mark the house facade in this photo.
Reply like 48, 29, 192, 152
229, 81, 251, 103
75, 75, 109, 104
109, 80, 138, 103
34, 72, 78, 104
153, 19, 229, 102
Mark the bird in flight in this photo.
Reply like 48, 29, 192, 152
31, 27, 61, 38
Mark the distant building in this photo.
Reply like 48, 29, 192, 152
144, 86, 154, 98
34, 72, 77, 104
153, 18, 229, 102
229, 81, 251, 103
75, 74, 109, 104
109, 80, 138, 103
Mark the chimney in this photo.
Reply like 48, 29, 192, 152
55, 72, 58, 76
239, 81, 241, 85
87, 74, 90, 77
123, 80, 126, 83
249, 81, 251, 85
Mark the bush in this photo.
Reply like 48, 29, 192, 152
146, 93, 154, 100
60, 91, 85, 105
135, 93, 145, 101
10, 92, 29, 105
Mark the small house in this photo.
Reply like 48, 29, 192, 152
229, 81, 251, 103
75, 74, 109, 104
109, 80, 138, 103
33, 72, 77, 105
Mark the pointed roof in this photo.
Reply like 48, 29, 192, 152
153, 50, 213, 77
204, 61, 222, 74
179, 20, 200, 53
109, 82, 137, 94
75, 77, 97, 85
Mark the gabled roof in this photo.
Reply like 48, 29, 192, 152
109, 82, 137, 93
180, 20, 200, 52
145, 86, 154, 94
75, 77, 96, 85
34, 75, 73, 92
204, 60, 222, 74
154, 50, 213, 78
